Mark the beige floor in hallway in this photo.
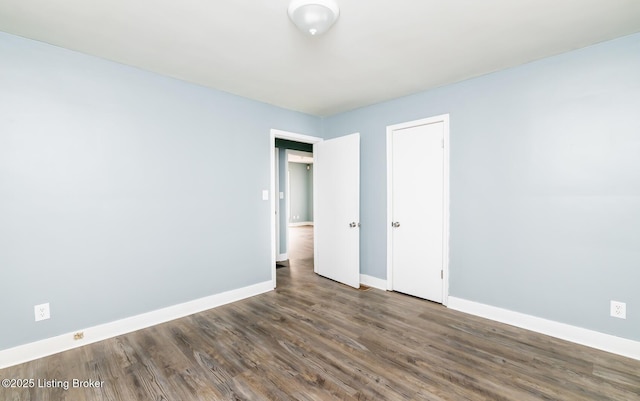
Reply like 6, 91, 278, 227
1, 225, 639, 400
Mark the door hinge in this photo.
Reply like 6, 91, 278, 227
441, 270, 443, 279
441, 138, 444, 148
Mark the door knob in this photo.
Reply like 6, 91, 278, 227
392, 222, 400, 228
349, 222, 358, 228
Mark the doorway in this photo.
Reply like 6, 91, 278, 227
270, 129, 361, 290
386, 115, 450, 305
286, 150, 314, 228
270, 130, 322, 289
276, 149, 314, 271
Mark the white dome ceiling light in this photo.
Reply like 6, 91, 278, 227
288, 0, 340, 36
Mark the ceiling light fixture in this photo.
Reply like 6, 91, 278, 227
288, 0, 340, 36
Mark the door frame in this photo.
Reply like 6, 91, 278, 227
270, 129, 323, 289
286, 150, 314, 227
385, 114, 451, 305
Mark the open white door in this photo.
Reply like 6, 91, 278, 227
314, 133, 360, 288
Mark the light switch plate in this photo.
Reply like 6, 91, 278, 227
262, 190, 269, 200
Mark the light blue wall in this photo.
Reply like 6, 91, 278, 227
2, 29, 639, 350
308, 164, 314, 220
277, 147, 288, 255
0, 32, 320, 350
288, 162, 314, 223
323, 33, 640, 341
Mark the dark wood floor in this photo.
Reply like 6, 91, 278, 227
1, 225, 639, 400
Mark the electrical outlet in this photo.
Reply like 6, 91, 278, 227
610, 301, 626, 319
34, 303, 50, 322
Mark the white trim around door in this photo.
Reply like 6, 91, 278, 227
386, 114, 451, 305
270, 129, 323, 289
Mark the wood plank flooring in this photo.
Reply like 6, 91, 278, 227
1, 225, 639, 400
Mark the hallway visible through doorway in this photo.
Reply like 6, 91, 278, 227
277, 225, 314, 282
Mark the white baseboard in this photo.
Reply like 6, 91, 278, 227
448, 297, 640, 361
276, 253, 288, 262
0, 281, 273, 369
360, 274, 387, 291
288, 222, 314, 227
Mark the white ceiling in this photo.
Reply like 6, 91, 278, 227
1, 1, 639, 116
